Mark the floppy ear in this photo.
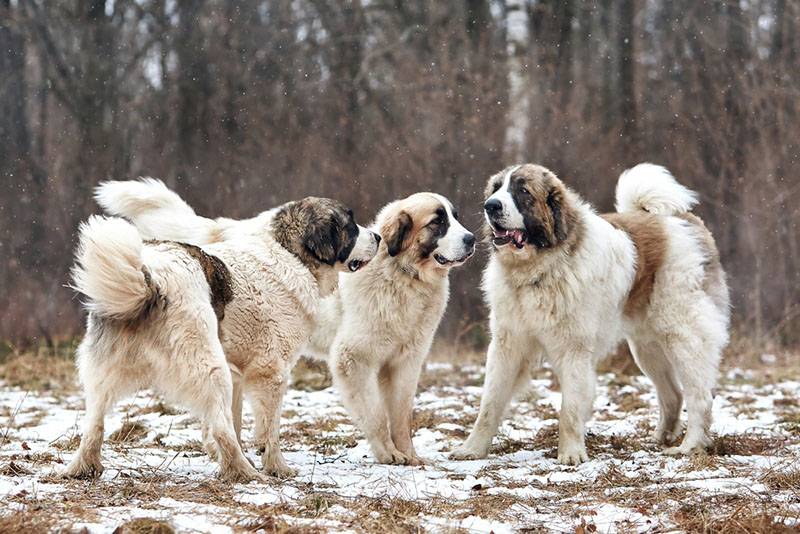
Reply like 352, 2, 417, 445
304, 220, 339, 265
546, 186, 569, 243
382, 211, 413, 256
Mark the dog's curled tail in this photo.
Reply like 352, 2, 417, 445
95, 177, 219, 244
615, 163, 698, 216
71, 216, 160, 321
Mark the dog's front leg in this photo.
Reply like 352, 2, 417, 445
246, 368, 296, 478
382, 355, 426, 465
332, 344, 410, 464
451, 332, 533, 460
551, 352, 596, 465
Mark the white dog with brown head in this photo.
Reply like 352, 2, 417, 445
65, 186, 379, 481
452, 163, 729, 464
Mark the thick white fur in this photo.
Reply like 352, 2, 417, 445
615, 163, 698, 215
453, 164, 729, 464
304, 193, 473, 464
64, 213, 337, 482
71, 216, 154, 321
95, 178, 222, 243
99, 181, 472, 465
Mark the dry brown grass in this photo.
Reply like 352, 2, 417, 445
3, 342, 800, 532
114, 518, 176, 534
709, 432, 787, 457
0, 460, 32, 476
53, 434, 81, 451
109, 420, 149, 443
0, 348, 77, 392
673, 500, 799, 534
0, 509, 58, 532
761, 468, 800, 491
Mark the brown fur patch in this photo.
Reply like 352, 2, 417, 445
484, 164, 584, 254
173, 243, 233, 321
378, 193, 449, 276
270, 197, 358, 295
601, 212, 668, 315
137, 267, 164, 321
676, 213, 729, 310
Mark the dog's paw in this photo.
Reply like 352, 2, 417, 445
61, 459, 104, 479
652, 421, 684, 445
652, 428, 678, 446
663, 443, 706, 457
373, 445, 415, 465
220, 465, 268, 484
557, 447, 589, 465
395, 452, 427, 466
449, 444, 489, 461
406, 454, 428, 466
263, 461, 297, 479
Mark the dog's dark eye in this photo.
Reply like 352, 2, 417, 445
452, 210, 459, 220
519, 188, 532, 197
347, 208, 354, 218
491, 182, 501, 193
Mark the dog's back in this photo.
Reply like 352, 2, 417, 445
95, 178, 223, 245
603, 163, 729, 322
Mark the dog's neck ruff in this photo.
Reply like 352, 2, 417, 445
256, 234, 324, 319
493, 198, 589, 289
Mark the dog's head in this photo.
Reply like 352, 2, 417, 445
483, 164, 578, 256
375, 193, 475, 279
272, 197, 380, 279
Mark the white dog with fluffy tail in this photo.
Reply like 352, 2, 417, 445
65, 192, 379, 481
452, 163, 729, 464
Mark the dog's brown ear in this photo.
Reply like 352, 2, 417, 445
546, 185, 568, 243
305, 220, 339, 266
382, 211, 413, 256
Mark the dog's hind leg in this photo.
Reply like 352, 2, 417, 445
173, 337, 264, 483
627, 336, 683, 444
662, 336, 720, 456
62, 378, 119, 479
62, 340, 129, 479
450, 333, 534, 460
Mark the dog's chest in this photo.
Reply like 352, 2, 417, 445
343, 274, 447, 348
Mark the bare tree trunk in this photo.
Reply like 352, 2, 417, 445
618, 0, 637, 159
0, 0, 45, 269
504, 0, 530, 160
177, 0, 210, 180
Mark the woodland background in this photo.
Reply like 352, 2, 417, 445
0, 0, 798, 349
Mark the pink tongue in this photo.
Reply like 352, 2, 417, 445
512, 230, 524, 243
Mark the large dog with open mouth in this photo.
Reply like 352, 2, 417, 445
452, 163, 730, 464
65, 192, 379, 482
96, 181, 475, 465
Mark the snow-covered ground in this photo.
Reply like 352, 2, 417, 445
1, 361, 799, 532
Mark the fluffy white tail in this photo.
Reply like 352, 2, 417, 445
615, 163, 698, 215
95, 178, 219, 244
71, 216, 160, 321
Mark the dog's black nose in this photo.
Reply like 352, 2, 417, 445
463, 233, 475, 247
484, 198, 502, 215
372, 231, 381, 244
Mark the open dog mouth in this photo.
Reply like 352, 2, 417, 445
434, 249, 474, 266
347, 258, 370, 272
492, 227, 527, 249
